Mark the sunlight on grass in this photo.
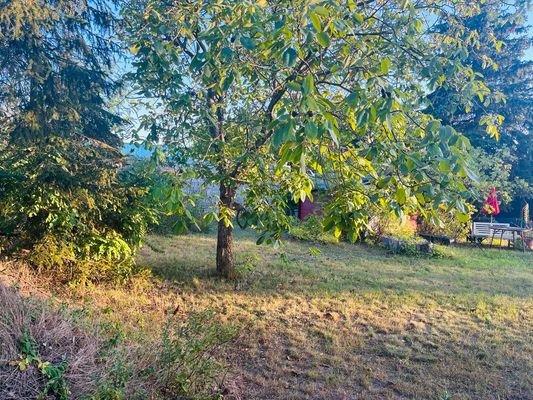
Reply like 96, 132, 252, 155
125, 232, 533, 398
3, 231, 531, 399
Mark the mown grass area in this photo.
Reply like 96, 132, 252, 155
2, 230, 532, 399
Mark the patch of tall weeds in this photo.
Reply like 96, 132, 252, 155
156, 310, 237, 399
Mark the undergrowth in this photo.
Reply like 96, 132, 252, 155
157, 310, 237, 399
18, 329, 70, 400
289, 215, 339, 244
0, 280, 237, 400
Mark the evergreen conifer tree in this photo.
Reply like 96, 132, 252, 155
0, 1, 155, 283
428, 0, 532, 208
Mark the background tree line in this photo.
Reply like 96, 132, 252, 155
429, 0, 532, 213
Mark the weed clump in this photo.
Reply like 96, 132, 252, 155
0, 283, 101, 399
156, 310, 237, 399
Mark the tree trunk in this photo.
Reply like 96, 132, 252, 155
216, 182, 236, 279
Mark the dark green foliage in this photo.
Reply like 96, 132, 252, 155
0, 0, 122, 145
0, 137, 158, 283
428, 0, 532, 206
0, 1, 156, 282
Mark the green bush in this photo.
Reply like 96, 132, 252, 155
289, 215, 339, 244
369, 212, 416, 241
0, 137, 158, 284
417, 207, 473, 241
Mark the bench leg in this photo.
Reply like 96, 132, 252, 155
472, 237, 485, 249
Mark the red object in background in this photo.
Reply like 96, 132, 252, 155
298, 197, 321, 220
482, 187, 500, 215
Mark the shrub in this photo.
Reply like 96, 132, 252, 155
289, 215, 339, 244
87, 344, 136, 400
417, 207, 473, 241
0, 137, 158, 284
369, 212, 416, 241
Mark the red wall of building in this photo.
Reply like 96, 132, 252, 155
298, 198, 322, 220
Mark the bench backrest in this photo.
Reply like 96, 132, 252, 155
472, 222, 511, 237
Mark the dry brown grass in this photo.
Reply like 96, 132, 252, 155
1, 230, 532, 399
0, 281, 101, 400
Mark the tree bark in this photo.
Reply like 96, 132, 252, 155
216, 182, 236, 279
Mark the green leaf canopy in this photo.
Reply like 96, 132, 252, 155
124, 0, 491, 243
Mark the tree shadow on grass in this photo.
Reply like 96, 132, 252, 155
135, 233, 533, 399
137, 232, 533, 301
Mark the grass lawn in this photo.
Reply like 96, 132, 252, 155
2, 230, 532, 399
